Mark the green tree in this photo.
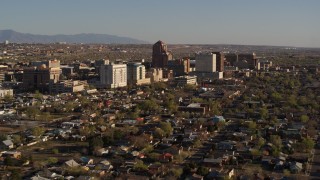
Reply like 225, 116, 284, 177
270, 135, 282, 149
159, 122, 173, 136
89, 137, 104, 153
301, 137, 315, 152
32, 126, 45, 137
154, 128, 165, 139
260, 107, 268, 119
34, 90, 43, 101
133, 160, 148, 171
196, 166, 209, 176
47, 157, 58, 165
139, 99, 160, 113
247, 121, 257, 130
64, 102, 77, 112
11, 135, 22, 145
25, 106, 40, 120
0, 133, 7, 141
300, 115, 309, 123
170, 168, 183, 178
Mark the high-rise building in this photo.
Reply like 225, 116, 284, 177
152, 40, 172, 68
213, 52, 224, 72
238, 53, 257, 69
100, 63, 127, 88
23, 62, 61, 92
127, 62, 150, 85
225, 53, 257, 69
94, 59, 109, 74
195, 53, 217, 72
168, 58, 190, 76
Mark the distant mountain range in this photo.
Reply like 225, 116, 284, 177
0, 29, 148, 44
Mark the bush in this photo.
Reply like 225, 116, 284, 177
52, 148, 59, 154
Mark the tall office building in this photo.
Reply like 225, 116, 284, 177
213, 52, 224, 72
152, 40, 172, 68
23, 60, 61, 92
127, 62, 150, 85
100, 63, 127, 88
195, 53, 217, 72
168, 58, 190, 76
238, 53, 257, 69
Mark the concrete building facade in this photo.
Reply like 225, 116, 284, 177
127, 63, 150, 85
100, 63, 127, 88
146, 68, 163, 83
23, 60, 61, 92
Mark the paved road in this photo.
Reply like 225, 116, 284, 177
309, 146, 320, 180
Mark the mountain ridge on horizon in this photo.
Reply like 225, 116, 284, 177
0, 29, 148, 44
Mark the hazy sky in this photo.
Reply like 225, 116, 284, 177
1, 0, 320, 47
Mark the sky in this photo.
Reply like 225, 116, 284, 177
1, 0, 320, 47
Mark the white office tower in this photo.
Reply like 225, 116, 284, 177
100, 63, 127, 88
127, 62, 150, 85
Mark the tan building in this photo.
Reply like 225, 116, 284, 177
173, 75, 197, 86
146, 68, 163, 83
23, 63, 61, 92
127, 62, 150, 85
49, 80, 86, 94
0, 89, 13, 98
0, 65, 8, 82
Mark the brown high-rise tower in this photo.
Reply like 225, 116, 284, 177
213, 52, 224, 72
152, 40, 172, 68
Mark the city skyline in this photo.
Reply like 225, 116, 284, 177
1, 0, 320, 47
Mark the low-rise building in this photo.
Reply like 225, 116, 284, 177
0, 88, 13, 98
173, 75, 197, 86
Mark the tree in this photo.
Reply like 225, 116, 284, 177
196, 166, 209, 176
0, 133, 7, 141
209, 100, 222, 115
34, 90, 43, 101
64, 102, 77, 112
42, 112, 51, 123
133, 160, 148, 171
256, 137, 265, 149
47, 157, 58, 165
260, 107, 268, 119
170, 168, 183, 178
301, 137, 315, 152
300, 115, 309, 123
159, 122, 173, 137
138, 99, 160, 113
130, 134, 149, 149
25, 106, 40, 120
247, 121, 257, 130
154, 128, 165, 139
89, 137, 104, 154
11, 135, 22, 145
270, 135, 282, 149
32, 126, 45, 137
